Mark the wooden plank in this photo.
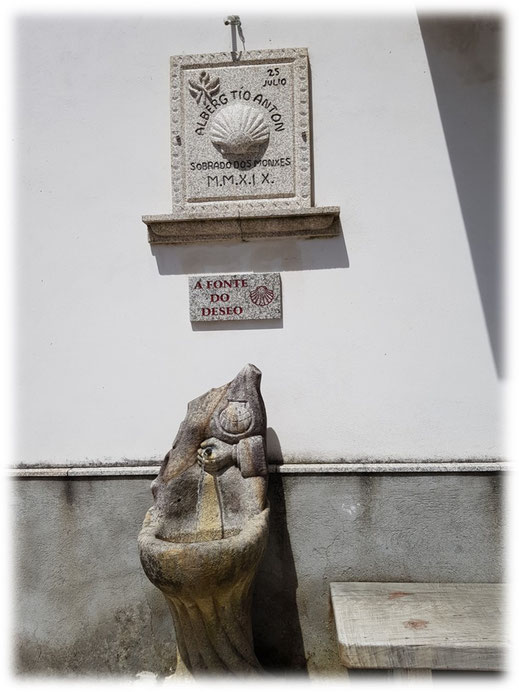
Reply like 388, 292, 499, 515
330, 582, 506, 671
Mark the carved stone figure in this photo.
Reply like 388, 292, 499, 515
138, 364, 269, 676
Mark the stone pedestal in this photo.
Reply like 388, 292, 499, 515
140, 508, 269, 674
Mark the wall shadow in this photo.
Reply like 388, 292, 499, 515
151, 220, 349, 276
266, 426, 283, 463
191, 316, 283, 332
252, 442, 307, 673
419, 15, 504, 377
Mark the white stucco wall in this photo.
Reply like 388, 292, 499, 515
14, 13, 502, 464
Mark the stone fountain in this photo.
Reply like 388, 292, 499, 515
138, 364, 269, 676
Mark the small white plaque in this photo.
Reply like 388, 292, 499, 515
189, 273, 282, 322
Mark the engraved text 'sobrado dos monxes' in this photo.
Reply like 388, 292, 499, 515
170, 49, 311, 215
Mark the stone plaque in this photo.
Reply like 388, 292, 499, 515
171, 49, 311, 216
143, 46, 341, 244
189, 273, 281, 322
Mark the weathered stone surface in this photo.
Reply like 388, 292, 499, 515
189, 273, 281, 322
143, 206, 340, 244
138, 364, 269, 676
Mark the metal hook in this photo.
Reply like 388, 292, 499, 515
224, 15, 245, 60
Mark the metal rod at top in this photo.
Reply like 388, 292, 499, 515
224, 15, 244, 59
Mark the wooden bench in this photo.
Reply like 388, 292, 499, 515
330, 582, 506, 678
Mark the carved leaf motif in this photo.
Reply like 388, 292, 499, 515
188, 71, 220, 105
206, 77, 220, 95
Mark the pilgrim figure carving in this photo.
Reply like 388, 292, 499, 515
138, 364, 269, 676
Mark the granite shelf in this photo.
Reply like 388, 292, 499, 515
143, 206, 340, 245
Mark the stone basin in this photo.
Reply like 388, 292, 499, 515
139, 506, 269, 601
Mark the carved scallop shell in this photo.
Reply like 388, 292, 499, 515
219, 401, 253, 434
249, 285, 275, 307
210, 104, 270, 155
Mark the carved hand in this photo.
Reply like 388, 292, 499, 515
197, 438, 235, 473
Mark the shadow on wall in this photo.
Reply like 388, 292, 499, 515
151, 225, 349, 332
266, 426, 283, 463
253, 471, 308, 674
150, 222, 349, 276
419, 16, 504, 377
191, 317, 284, 332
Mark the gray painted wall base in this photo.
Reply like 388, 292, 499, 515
12, 472, 503, 677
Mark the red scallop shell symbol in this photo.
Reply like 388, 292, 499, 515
249, 285, 275, 307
